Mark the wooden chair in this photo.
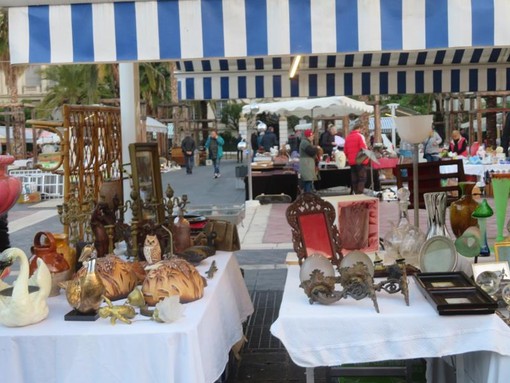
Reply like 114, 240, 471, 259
394, 159, 466, 209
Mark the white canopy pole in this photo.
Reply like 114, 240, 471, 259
119, 62, 140, 221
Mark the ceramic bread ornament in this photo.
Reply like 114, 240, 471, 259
0, 248, 52, 327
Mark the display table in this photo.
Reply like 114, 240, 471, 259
0, 252, 254, 383
245, 170, 298, 201
270, 265, 510, 383
441, 163, 510, 180
315, 167, 381, 191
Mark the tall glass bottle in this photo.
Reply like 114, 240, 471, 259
383, 188, 425, 267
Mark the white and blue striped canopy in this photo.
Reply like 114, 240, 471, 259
10, 0, 510, 64
8, 0, 510, 98
176, 48, 510, 99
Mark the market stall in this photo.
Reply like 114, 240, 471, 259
271, 265, 510, 383
0, 252, 253, 383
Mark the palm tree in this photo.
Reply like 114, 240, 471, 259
139, 63, 171, 116
0, 9, 28, 157
36, 64, 117, 118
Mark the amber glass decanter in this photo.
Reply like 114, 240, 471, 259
449, 181, 479, 238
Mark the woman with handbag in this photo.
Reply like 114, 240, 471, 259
299, 129, 320, 193
344, 120, 369, 194
205, 129, 225, 178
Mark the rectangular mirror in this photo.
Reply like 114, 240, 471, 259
129, 142, 165, 224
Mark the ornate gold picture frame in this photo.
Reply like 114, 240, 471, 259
128, 142, 165, 224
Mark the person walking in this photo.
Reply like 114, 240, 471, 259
344, 120, 369, 194
250, 131, 259, 161
181, 133, 196, 174
299, 129, 320, 193
205, 129, 224, 178
422, 128, 442, 162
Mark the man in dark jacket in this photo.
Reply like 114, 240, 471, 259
319, 124, 337, 157
261, 126, 278, 152
181, 134, 196, 174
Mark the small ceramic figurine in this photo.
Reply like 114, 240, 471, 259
143, 234, 162, 264
0, 248, 52, 327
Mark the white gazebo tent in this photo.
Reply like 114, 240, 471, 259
241, 96, 374, 118
240, 96, 374, 201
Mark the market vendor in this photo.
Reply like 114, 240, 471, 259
449, 129, 468, 157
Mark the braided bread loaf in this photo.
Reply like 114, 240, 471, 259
142, 258, 205, 306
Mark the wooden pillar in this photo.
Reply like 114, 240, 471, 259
373, 95, 381, 145
342, 116, 350, 138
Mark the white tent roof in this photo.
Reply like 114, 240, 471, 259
242, 96, 373, 118
145, 117, 167, 134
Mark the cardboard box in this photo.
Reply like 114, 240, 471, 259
17, 192, 41, 204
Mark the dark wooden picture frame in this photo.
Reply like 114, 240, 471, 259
414, 272, 498, 315
286, 193, 343, 267
129, 142, 165, 224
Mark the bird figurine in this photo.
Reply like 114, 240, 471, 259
0, 247, 52, 327
143, 234, 162, 265
60, 257, 105, 314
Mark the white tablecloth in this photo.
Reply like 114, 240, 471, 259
441, 163, 510, 179
270, 266, 510, 382
0, 252, 254, 383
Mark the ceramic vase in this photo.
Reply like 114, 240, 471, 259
449, 182, 479, 238
30, 232, 71, 297
0, 155, 22, 215
173, 215, 191, 254
424, 192, 451, 240
52, 233, 77, 272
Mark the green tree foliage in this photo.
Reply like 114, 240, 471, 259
383, 94, 433, 115
220, 102, 244, 132
36, 65, 108, 117
139, 63, 172, 116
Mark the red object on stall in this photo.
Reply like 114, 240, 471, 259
0, 155, 22, 215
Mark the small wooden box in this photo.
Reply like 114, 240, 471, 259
17, 192, 41, 204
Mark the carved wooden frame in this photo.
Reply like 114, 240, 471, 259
286, 193, 343, 267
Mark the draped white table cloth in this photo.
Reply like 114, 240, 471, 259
270, 265, 510, 382
0, 252, 253, 383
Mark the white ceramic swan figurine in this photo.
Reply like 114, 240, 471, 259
0, 247, 52, 327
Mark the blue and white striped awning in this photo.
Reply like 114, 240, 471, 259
176, 48, 510, 99
9, 0, 510, 64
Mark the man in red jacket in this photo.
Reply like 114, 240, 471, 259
344, 120, 369, 194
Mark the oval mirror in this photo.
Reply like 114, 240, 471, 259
419, 236, 458, 273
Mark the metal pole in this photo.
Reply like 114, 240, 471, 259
248, 146, 253, 201
413, 143, 420, 228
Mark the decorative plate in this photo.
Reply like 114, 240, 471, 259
419, 237, 458, 273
